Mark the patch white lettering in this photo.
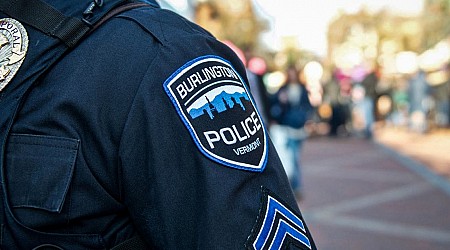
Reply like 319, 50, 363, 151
203, 111, 262, 150
175, 66, 239, 100
233, 138, 261, 155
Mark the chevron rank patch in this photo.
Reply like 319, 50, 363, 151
163, 55, 268, 172
246, 188, 313, 250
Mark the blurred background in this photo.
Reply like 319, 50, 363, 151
158, 0, 450, 249
159, 0, 449, 136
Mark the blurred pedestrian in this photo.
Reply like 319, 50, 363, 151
325, 69, 353, 136
323, 71, 347, 136
361, 67, 379, 116
246, 56, 271, 124
408, 70, 431, 133
431, 62, 450, 128
270, 66, 313, 198
351, 84, 375, 138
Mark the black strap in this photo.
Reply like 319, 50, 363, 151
111, 235, 147, 250
0, 0, 151, 48
0, 0, 90, 47
1, 1, 151, 247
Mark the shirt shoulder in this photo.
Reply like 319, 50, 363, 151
116, 6, 215, 46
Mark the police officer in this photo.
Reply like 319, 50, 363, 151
0, 0, 316, 249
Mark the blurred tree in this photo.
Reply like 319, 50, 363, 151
327, 1, 450, 68
326, 8, 423, 74
422, 0, 450, 49
194, 0, 268, 55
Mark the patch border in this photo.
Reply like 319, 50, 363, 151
246, 187, 313, 250
163, 55, 268, 172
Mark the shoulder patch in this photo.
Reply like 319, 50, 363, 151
246, 188, 313, 250
163, 55, 268, 172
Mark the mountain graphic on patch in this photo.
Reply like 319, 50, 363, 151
163, 55, 268, 172
188, 87, 249, 119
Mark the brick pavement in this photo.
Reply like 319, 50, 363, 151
374, 126, 450, 179
298, 135, 450, 250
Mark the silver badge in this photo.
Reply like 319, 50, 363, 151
0, 18, 28, 92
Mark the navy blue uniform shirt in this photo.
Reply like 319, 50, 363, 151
0, 0, 316, 249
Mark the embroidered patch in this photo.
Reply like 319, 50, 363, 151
0, 18, 28, 92
246, 188, 312, 250
163, 55, 268, 172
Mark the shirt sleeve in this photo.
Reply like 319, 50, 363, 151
117, 8, 316, 250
